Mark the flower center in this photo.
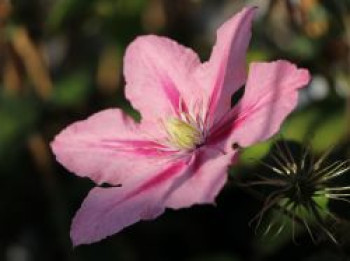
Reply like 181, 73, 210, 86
165, 116, 203, 150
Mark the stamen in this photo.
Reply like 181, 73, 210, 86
164, 116, 203, 150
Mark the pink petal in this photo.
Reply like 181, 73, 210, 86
166, 148, 237, 209
71, 161, 186, 246
51, 109, 173, 186
210, 60, 310, 150
196, 7, 256, 126
124, 35, 201, 123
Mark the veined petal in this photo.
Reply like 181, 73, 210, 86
51, 109, 173, 186
71, 161, 186, 246
197, 7, 256, 126
124, 35, 201, 122
166, 148, 237, 209
209, 60, 310, 150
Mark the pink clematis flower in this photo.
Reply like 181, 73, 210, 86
51, 6, 310, 246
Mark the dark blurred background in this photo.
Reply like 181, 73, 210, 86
1, 0, 350, 260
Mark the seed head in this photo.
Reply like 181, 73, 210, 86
248, 140, 350, 244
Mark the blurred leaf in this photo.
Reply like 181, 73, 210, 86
94, 0, 117, 18
240, 140, 273, 165
283, 107, 321, 142
0, 109, 22, 148
51, 70, 91, 107
287, 35, 319, 60
47, 0, 92, 31
115, 0, 146, 16
246, 49, 271, 64
0, 92, 38, 157
311, 112, 346, 153
282, 100, 346, 153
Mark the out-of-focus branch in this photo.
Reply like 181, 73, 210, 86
27, 133, 75, 260
10, 27, 53, 100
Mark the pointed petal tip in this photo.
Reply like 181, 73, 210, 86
70, 215, 86, 247
70, 232, 95, 248
225, 6, 258, 29
216, 5, 258, 38
242, 5, 258, 13
71, 237, 80, 248
70, 213, 107, 247
205, 5, 258, 124
70, 234, 92, 248
70, 231, 83, 248
238, 5, 258, 19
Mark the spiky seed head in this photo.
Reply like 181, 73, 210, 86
248, 140, 350, 244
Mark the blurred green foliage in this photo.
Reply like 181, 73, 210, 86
52, 70, 91, 107
1, 0, 350, 260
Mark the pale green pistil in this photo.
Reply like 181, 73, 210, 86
165, 117, 203, 150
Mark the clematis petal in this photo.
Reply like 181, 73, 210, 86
71, 161, 186, 246
124, 35, 201, 122
197, 7, 256, 125
51, 109, 173, 186
166, 148, 237, 209
210, 60, 310, 150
